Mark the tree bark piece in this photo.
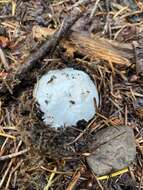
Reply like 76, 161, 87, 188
33, 25, 133, 66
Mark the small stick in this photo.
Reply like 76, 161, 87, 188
67, 168, 83, 190
5, 160, 23, 189
89, 0, 101, 19
0, 137, 8, 155
0, 47, 10, 71
92, 171, 104, 190
0, 140, 23, 188
124, 105, 128, 126
66, 118, 96, 145
41, 166, 73, 175
0, 148, 29, 161
0, 159, 13, 189
13, 171, 18, 189
68, 0, 92, 10
44, 167, 57, 190
0, 132, 16, 140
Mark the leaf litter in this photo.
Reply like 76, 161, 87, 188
0, 0, 143, 190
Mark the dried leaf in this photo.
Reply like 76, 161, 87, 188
0, 36, 10, 48
109, 117, 124, 126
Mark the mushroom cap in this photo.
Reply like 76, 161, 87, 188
33, 68, 99, 128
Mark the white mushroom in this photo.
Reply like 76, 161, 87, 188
33, 68, 99, 128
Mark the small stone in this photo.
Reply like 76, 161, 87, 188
87, 125, 136, 176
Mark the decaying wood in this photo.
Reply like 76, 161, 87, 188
16, 1, 91, 80
0, 1, 90, 97
33, 25, 134, 66
70, 32, 133, 65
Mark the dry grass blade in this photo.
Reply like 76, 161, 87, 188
0, 131, 16, 140
41, 166, 73, 175
0, 0, 11, 2
11, 0, 16, 16
44, 167, 57, 190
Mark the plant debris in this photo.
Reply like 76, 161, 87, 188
0, 0, 143, 190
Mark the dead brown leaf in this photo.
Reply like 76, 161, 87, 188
0, 36, 10, 48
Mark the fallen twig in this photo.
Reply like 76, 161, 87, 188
41, 165, 73, 175
0, 47, 10, 71
67, 168, 83, 190
16, 1, 91, 80
5, 160, 23, 189
0, 159, 13, 189
0, 140, 23, 188
0, 148, 29, 161
0, 131, 16, 140
0, 0, 92, 97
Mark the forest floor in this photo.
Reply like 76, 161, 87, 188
0, 0, 143, 190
